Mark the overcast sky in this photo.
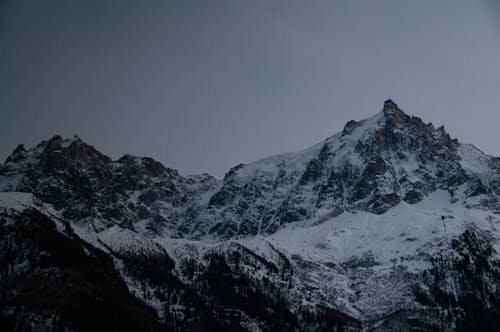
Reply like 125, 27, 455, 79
1, 0, 499, 178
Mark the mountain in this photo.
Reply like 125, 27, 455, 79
1, 100, 500, 331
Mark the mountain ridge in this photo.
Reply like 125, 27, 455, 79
1, 99, 499, 240
1, 100, 500, 331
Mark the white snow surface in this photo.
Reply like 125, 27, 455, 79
141, 190, 499, 320
265, 190, 498, 270
458, 143, 496, 183
0, 192, 35, 211
233, 142, 324, 183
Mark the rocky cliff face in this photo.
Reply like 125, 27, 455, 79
0, 135, 221, 237
1, 100, 499, 331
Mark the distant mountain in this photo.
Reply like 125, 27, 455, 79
1, 100, 500, 331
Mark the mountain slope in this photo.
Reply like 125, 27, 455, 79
1, 100, 500, 331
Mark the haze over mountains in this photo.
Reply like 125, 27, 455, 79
1, 100, 500, 331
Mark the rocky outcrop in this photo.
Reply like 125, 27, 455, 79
0, 136, 221, 237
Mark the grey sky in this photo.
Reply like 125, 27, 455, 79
1, 0, 499, 178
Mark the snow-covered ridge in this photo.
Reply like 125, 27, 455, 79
458, 143, 498, 182
230, 141, 324, 183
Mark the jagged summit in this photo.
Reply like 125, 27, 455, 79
340, 99, 417, 142
383, 98, 402, 113
382, 98, 409, 127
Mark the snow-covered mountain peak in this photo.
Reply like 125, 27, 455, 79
339, 99, 406, 139
196, 100, 498, 239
